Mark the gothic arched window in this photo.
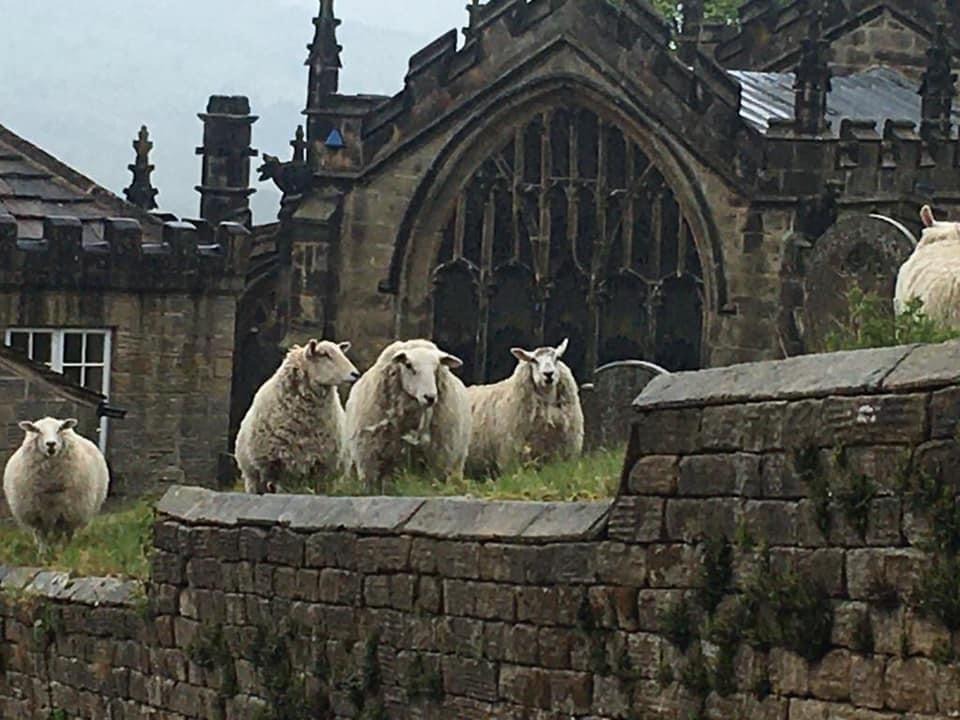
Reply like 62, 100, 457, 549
432, 106, 704, 384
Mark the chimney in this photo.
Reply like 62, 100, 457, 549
793, 9, 832, 135
920, 22, 956, 145
195, 96, 259, 228
679, 0, 705, 65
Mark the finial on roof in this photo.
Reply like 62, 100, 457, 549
305, 0, 343, 142
465, 0, 482, 39
920, 21, 957, 144
124, 125, 159, 211
792, 9, 832, 135
291, 125, 308, 165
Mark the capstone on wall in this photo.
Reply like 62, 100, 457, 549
3, 342, 960, 718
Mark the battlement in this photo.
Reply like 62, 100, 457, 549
0, 214, 252, 292
760, 117, 959, 199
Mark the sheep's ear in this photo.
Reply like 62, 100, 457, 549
59, 419, 78, 432
18, 421, 38, 434
338, 341, 352, 354
306, 339, 319, 357
392, 351, 408, 365
921, 205, 936, 227
511, 348, 535, 363
440, 353, 463, 369
555, 338, 569, 358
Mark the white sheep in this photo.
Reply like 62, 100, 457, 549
235, 339, 360, 494
343, 339, 471, 492
3, 417, 110, 553
466, 339, 584, 477
895, 205, 960, 329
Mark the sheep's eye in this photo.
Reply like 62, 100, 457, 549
405, 362, 416, 373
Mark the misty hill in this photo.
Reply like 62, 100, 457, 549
0, 1, 463, 222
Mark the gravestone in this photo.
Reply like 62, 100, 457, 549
802, 214, 916, 351
581, 360, 669, 451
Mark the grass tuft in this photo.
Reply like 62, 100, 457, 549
0, 499, 155, 579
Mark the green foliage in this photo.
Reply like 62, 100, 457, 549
751, 663, 771, 700
659, 596, 696, 652
740, 560, 833, 662
915, 556, 960, 632
649, 0, 742, 24
188, 623, 237, 698
794, 445, 830, 536
406, 655, 444, 703
656, 659, 675, 686
698, 534, 733, 616
250, 622, 330, 720
47, 711, 67, 720
822, 288, 960, 352
679, 649, 711, 697
0, 499, 155, 579
832, 448, 878, 540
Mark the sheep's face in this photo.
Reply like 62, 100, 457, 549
919, 204, 960, 246
392, 347, 463, 407
19, 417, 77, 458
512, 339, 569, 394
295, 340, 361, 387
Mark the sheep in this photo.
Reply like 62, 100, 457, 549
235, 339, 360, 494
895, 204, 960, 329
343, 339, 471, 493
3, 417, 110, 553
466, 339, 584, 477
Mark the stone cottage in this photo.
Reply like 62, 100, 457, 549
3, 0, 960, 493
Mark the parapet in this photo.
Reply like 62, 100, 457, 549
0, 214, 252, 292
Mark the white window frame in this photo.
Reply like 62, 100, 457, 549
3, 328, 113, 453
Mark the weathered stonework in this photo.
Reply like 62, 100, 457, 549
2, 344, 960, 718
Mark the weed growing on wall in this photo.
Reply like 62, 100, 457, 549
406, 655, 443, 703
794, 445, 831, 536
832, 447, 879, 540
187, 622, 237, 698
658, 596, 696, 653
697, 534, 733, 615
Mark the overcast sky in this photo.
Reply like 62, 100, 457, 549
0, 1, 470, 221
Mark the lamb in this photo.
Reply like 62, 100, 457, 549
895, 204, 960, 329
343, 339, 471, 493
466, 339, 584, 477
3, 417, 110, 553
235, 339, 360, 494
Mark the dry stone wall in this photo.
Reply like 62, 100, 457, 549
2, 341, 960, 719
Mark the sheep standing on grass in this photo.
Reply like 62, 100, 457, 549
895, 205, 960, 329
3, 417, 110, 553
466, 339, 584, 477
344, 339, 471, 492
235, 339, 360, 494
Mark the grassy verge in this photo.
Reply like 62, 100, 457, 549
0, 446, 624, 581
329, 445, 625, 501
0, 498, 155, 579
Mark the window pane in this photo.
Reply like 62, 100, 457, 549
85, 333, 104, 363
8, 332, 28, 354
64, 333, 83, 363
84, 367, 103, 393
32, 333, 52, 364
63, 366, 82, 386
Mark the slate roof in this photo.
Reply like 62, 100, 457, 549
0, 123, 162, 243
732, 66, 960, 136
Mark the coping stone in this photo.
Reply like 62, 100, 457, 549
401, 498, 549, 539
634, 345, 916, 409
882, 340, 960, 390
279, 496, 425, 532
1, 566, 41, 591
519, 501, 612, 540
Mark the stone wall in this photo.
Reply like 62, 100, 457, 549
3, 342, 960, 718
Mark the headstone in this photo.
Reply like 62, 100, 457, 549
582, 360, 669, 450
802, 214, 916, 351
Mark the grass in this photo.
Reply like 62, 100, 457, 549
0, 498, 155, 580
0, 448, 623, 582
269, 446, 625, 502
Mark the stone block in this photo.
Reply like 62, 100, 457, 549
595, 542, 647, 586
304, 531, 356, 569
807, 649, 850, 701
626, 455, 679, 496
821, 394, 927, 445
606, 496, 665, 542
520, 501, 610, 541
700, 401, 786, 451
882, 340, 960, 390
355, 536, 411, 573
411, 538, 481, 578
678, 453, 761, 496
884, 657, 938, 713
929, 385, 960, 439
441, 656, 498, 702
265, 528, 304, 567
631, 408, 702, 454
478, 544, 537, 583
665, 497, 738, 542
744, 500, 798, 545
760, 453, 807, 498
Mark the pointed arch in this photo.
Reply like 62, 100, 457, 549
387, 76, 724, 382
